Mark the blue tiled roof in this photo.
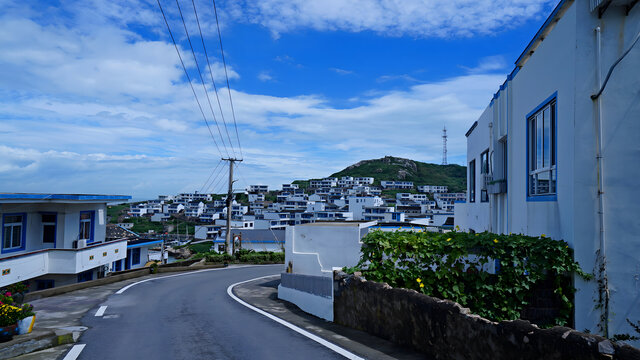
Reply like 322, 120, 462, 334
0, 193, 131, 201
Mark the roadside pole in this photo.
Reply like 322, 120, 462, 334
222, 157, 242, 255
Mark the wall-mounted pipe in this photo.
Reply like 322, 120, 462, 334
594, 26, 609, 337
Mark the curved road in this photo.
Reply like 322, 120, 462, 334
76, 265, 344, 360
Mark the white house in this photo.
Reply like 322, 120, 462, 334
0, 193, 130, 291
380, 181, 414, 189
247, 185, 269, 193
417, 185, 448, 193
455, 0, 640, 339
348, 196, 384, 220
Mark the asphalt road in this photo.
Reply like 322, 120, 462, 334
77, 265, 344, 360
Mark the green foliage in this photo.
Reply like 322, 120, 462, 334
18, 304, 34, 319
0, 304, 23, 326
202, 250, 284, 264
106, 203, 129, 224
347, 230, 590, 325
188, 241, 214, 254
330, 156, 467, 192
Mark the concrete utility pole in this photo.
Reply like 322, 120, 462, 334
222, 158, 242, 255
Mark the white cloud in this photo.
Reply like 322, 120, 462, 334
228, 0, 559, 38
258, 71, 274, 82
462, 55, 509, 74
0, 0, 509, 199
330, 68, 354, 75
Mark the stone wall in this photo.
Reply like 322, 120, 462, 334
333, 272, 640, 360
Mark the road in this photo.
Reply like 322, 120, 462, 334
76, 265, 344, 360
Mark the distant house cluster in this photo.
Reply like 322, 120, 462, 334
124, 176, 466, 253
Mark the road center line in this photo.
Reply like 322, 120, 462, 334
94, 306, 107, 317
115, 265, 261, 294
62, 344, 86, 360
227, 275, 365, 360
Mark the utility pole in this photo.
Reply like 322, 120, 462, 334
222, 158, 242, 255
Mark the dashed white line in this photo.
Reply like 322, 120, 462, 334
62, 344, 86, 360
94, 306, 107, 317
115, 265, 261, 294
227, 275, 365, 360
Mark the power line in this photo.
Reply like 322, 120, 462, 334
212, 0, 243, 159
204, 164, 228, 194
208, 166, 229, 194
191, 0, 236, 158
174, 0, 233, 158
156, 0, 224, 157
199, 159, 222, 193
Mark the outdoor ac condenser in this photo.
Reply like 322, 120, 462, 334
77, 239, 87, 249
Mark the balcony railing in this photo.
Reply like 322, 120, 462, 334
0, 239, 127, 287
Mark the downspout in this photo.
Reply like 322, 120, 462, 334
488, 121, 493, 233
594, 26, 609, 337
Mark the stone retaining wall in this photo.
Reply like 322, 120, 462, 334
333, 272, 640, 360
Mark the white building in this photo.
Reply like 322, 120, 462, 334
354, 177, 375, 185
282, 184, 299, 191
248, 193, 265, 203
396, 193, 429, 204
417, 185, 449, 193
247, 185, 269, 193
347, 196, 384, 220
455, 0, 640, 340
380, 181, 414, 189
0, 193, 130, 291
434, 193, 466, 212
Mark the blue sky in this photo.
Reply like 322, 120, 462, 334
0, 0, 559, 200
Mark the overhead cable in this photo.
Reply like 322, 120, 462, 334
212, 0, 243, 159
175, 0, 233, 157
156, 0, 224, 157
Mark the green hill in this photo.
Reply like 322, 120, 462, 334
330, 156, 467, 193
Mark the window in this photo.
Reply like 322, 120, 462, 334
469, 160, 476, 203
79, 211, 94, 243
2, 214, 26, 252
480, 150, 489, 202
131, 248, 141, 265
36, 279, 54, 291
42, 213, 56, 244
528, 98, 557, 198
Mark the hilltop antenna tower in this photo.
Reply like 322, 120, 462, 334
442, 126, 448, 165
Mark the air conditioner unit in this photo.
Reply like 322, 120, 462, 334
77, 240, 87, 249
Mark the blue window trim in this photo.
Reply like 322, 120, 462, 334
79, 211, 95, 243
40, 212, 57, 248
131, 248, 141, 265
526, 92, 558, 202
1, 213, 27, 254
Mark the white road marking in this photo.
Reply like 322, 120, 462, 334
227, 275, 365, 360
94, 306, 107, 317
63, 344, 86, 360
115, 265, 271, 294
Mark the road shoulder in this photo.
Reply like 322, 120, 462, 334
232, 275, 428, 360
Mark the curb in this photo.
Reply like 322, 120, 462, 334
0, 329, 78, 360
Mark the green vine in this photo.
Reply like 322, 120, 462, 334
346, 230, 591, 325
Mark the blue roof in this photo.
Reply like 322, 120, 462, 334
0, 193, 131, 201
127, 240, 163, 248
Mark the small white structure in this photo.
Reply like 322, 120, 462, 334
278, 222, 376, 321
348, 196, 384, 220
247, 185, 269, 193
380, 181, 414, 189
417, 185, 448, 193
0, 193, 130, 291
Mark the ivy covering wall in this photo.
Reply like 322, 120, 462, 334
346, 230, 591, 326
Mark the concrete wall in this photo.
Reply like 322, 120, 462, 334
278, 222, 374, 320
333, 273, 640, 360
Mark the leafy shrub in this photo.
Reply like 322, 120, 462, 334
0, 304, 23, 326
346, 230, 590, 325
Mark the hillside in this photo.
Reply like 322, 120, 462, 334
330, 156, 467, 192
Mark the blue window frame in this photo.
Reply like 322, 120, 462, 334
2, 213, 27, 254
79, 211, 95, 243
77, 270, 93, 283
469, 159, 476, 203
526, 93, 558, 201
41, 212, 57, 246
131, 248, 141, 265
36, 279, 55, 291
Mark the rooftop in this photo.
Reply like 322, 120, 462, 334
0, 193, 131, 203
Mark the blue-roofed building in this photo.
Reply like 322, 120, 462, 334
0, 193, 131, 291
